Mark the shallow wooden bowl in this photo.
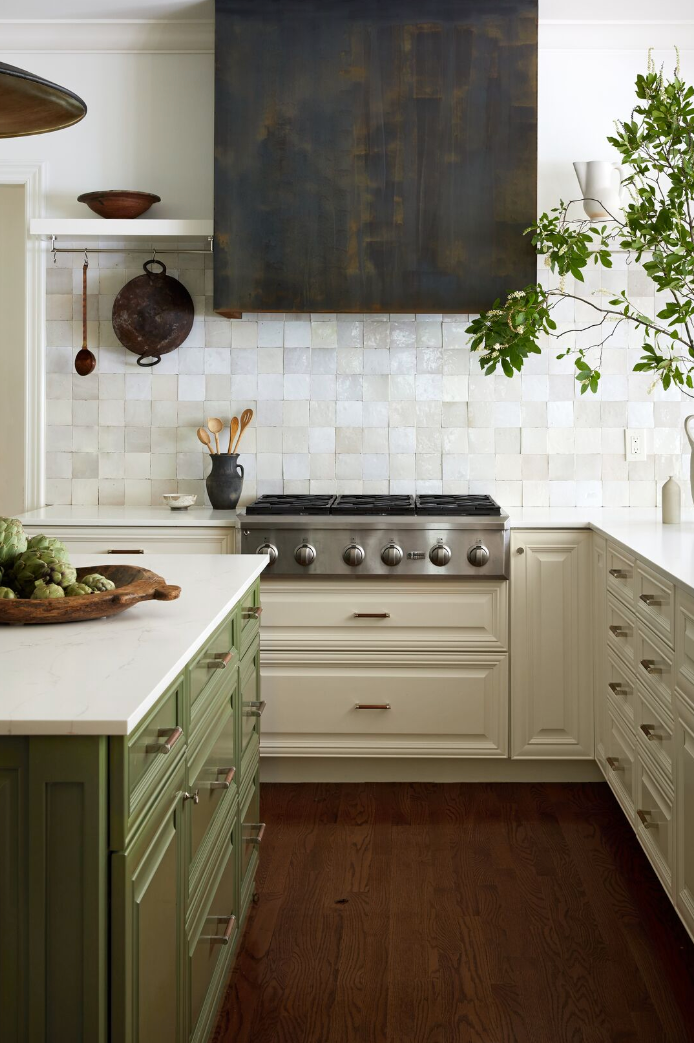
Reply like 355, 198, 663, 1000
76, 190, 161, 219
0, 565, 180, 625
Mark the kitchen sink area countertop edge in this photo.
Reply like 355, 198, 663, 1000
0, 553, 267, 736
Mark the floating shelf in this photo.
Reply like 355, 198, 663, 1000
30, 218, 213, 239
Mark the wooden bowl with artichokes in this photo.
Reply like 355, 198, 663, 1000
0, 518, 180, 625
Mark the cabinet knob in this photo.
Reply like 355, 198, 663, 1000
516, 547, 524, 555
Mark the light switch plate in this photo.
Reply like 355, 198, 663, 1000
625, 428, 647, 461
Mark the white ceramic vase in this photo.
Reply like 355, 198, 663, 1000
573, 160, 623, 220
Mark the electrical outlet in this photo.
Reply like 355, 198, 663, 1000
625, 428, 646, 462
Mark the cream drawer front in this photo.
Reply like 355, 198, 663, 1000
606, 594, 636, 670
635, 683, 674, 784
635, 621, 674, 717
675, 699, 694, 938
605, 648, 636, 728
635, 561, 674, 648
260, 579, 508, 651
260, 654, 508, 758
22, 525, 235, 556
604, 707, 636, 820
635, 756, 674, 892
675, 589, 694, 712
606, 542, 635, 609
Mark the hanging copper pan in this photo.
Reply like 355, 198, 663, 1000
112, 259, 194, 367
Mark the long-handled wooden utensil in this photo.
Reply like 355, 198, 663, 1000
75, 259, 96, 376
207, 416, 223, 455
232, 408, 254, 453
197, 427, 214, 454
227, 415, 239, 454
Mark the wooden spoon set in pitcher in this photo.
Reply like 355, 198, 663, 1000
197, 408, 253, 456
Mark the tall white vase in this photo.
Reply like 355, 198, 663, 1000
685, 416, 694, 506
573, 160, 623, 220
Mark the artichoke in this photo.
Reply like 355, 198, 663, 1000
10, 550, 77, 597
65, 582, 94, 597
31, 581, 65, 600
0, 586, 16, 599
81, 573, 116, 593
0, 518, 27, 567
26, 534, 70, 562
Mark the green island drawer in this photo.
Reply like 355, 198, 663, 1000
240, 768, 262, 892
240, 642, 263, 762
188, 614, 237, 719
238, 581, 261, 657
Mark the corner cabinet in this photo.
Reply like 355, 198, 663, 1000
510, 530, 594, 759
0, 579, 262, 1043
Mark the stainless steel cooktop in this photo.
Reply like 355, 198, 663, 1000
238, 494, 509, 578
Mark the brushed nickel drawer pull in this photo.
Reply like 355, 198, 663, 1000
355, 703, 391, 710
107, 548, 145, 554
146, 725, 183, 755
640, 723, 659, 741
201, 914, 237, 945
639, 593, 664, 606
208, 650, 234, 670
609, 624, 630, 637
243, 605, 262, 619
243, 822, 265, 844
637, 808, 658, 829
606, 756, 623, 772
183, 789, 200, 804
353, 612, 390, 618
640, 658, 661, 675
609, 568, 630, 578
243, 700, 266, 718
608, 681, 629, 695
207, 766, 236, 790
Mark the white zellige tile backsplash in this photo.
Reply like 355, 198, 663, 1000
44, 243, 691, 509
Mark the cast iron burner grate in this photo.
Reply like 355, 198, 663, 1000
331, 494, 416, 515
244, 494, 336, 515
415, 494, 502, 516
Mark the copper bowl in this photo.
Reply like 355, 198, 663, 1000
77, 190, 161, 219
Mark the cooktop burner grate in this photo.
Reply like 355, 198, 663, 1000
331, 494, 416, 516
244, 494, 336, 515
415, 494, 502, 516
243, 493, 503, 517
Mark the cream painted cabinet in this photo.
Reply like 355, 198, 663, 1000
675, 693, 694, 937
21, 525, 236, 556
593, 534, 607, 768
510, 529, 594, 759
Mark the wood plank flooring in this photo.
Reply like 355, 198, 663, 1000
212, 783, 694, 1043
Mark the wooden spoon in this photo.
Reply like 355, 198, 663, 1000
232, 408, 254, 454
227, 415, 239, 454
197, 427, 214, 455
207, 416, 223, 455
74, 260, 96, 376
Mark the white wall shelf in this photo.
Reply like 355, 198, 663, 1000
29, 218, 213, 240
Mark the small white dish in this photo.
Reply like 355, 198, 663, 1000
163, 493, 197, 511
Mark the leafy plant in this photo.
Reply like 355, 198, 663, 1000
467, 51, 694, 396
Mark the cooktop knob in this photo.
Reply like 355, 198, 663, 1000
343, 543, 365, 567
381, 543, 403, 567
256, 542, 278, 565
429, 543, 452, 567
467, 543, 490, 568
294, 543, 316, 567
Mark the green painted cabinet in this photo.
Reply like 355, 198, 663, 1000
0, 579, 263, 1043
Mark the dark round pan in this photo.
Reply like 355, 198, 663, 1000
112, 259, 194, 367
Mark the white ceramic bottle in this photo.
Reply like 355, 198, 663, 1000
662, 476, 682, 525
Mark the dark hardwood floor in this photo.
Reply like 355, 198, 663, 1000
212, 783, 694, 1043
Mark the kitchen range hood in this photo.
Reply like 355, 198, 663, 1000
213, 0, 537, 317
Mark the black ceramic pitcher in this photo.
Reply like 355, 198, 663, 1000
206, 454, 244, 509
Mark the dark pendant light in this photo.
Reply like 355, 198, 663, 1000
0, 61, 87, 138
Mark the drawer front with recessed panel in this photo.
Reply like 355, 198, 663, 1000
635, 621, 674, 717
635, 561, 674, 648
675, 588, 694, 712
606, 543, 635, 609
636, 683, 674, 784
607, 594, 636, 671
604, 707, 636, 820
605, 648, 636, 728
188, 616, 237, 725
635, 756, 674, 892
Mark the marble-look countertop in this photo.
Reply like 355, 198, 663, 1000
0, 554, 267, 736
17, 506, 239, 528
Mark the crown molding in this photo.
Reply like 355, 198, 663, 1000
0, 19, 214, 53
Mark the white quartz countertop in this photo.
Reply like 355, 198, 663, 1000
0, 554, 267, 737
17, 506, 239, 528
507, 507, 694, 599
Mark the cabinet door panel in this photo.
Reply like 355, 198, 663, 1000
511, 530, 593, 759
593, 534, 607, 767
675, 696, 694, 939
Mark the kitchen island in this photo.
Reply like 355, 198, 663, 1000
0, 553, 267, 1043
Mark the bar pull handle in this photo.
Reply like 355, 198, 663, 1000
637, 809, 658, 829
355, 703, 391, 710
640, 658, 661, 675
353, 612, 390, 619
208, 650, 234, 670
609, 624, 630, 637
609, 568, 630, 578
608, 681, 628, 696
243, 822, 265, 845
639, 593, 664, 606
107, 548, 145, 554
146, 725, 183, 755
243, 700, 266, 718
201, 914, 237, 945
640, 723, 659, 741
243, 605, 262, 619
606, 756, 623, 772
206, 766, 236, 790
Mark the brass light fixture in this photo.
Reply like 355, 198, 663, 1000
0, 61, 87, 138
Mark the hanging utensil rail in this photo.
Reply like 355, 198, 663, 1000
49, 234, 213, 258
